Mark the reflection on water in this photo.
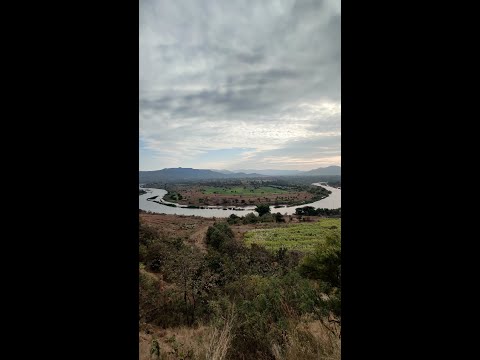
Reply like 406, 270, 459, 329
139, 183, 340, 218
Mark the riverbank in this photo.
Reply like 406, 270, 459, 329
139, 183, 341, 217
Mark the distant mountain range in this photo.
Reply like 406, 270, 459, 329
227, 169, 304, 176
139, 167, 266, 183
139, 166, 340, 183
219, 166, 341, 176
303, 166, 342, 176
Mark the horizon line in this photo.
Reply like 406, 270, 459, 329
139, 165, 341, 172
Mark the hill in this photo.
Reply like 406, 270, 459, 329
233, 169, 304, 176
139, 166, 341, 183
232, 166, 341, 176
139, 167, 265, 183
304, 165, 341, 176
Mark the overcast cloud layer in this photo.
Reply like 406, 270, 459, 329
140, 0, 340, 171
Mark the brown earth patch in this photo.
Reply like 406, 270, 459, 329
140, 213, 321, 249
164, 185, 316, 207
140, 213, 217, 252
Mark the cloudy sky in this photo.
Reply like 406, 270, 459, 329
140, 0, 340, 171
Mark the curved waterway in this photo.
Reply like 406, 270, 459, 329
139, 183, 341, 217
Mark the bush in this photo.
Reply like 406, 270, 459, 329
227, 214, 240, 225
225, 272, 322, 358
243, 213, 258, 224
142, 235, 184, 277
299, 233, 341, 290
139, 222, 160, 246
206, 222, 235, 250
139, 244, 148, 262
139, 269, 188, 326
139, 269, 160, 322
275, 212, 285, 222
259, 213, 274, 223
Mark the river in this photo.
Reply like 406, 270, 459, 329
139, 183, 340, 217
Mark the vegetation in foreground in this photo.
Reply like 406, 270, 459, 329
244, 218, 341, 253
139, 208, 341, 360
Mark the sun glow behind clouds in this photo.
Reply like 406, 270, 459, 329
140, 0, 341, 171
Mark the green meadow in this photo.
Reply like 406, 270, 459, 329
202, 186, 289, 195
244, 218, 341, 253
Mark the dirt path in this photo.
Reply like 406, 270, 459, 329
187, 225, 209, 252
140, 213, 216, 252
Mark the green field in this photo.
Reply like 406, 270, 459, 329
244, 218, 341, 253
202, 186, 289, 195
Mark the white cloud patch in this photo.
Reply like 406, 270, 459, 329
140, 0, 341, 170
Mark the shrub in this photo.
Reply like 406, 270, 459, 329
299, 233, 341, 290
243, 213, 258, 224
227, 214, 240, 225
225, 272, 322, 358
144, 240, 173, 273
139, 244, 147, 263
139, 222, 159, 246
259, 213, 274, 223
206, 222, 235, 250
275, 212, 285, 222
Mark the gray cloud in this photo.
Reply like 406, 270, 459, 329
140, 0, 341, 170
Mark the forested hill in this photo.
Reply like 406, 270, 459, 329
139, 167, 265, 183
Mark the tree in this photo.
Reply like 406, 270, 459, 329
169, 246, 205, 325
255, 204, 271, 217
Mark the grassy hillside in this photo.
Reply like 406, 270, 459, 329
244, 218, 340, 252
139, 212, 341, 360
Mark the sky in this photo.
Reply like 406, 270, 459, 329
139, 0, 340, 171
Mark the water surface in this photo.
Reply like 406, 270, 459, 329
139, 183, 340, 217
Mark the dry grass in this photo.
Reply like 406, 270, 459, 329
140, 213, 216, 252
140, 314, 338, 360
139, 325, 210, 360
139, 307, 236, 360
271, 317, 341, 360
206, 306, 236, 360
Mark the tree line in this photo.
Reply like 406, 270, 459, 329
295, 206, 341, 216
